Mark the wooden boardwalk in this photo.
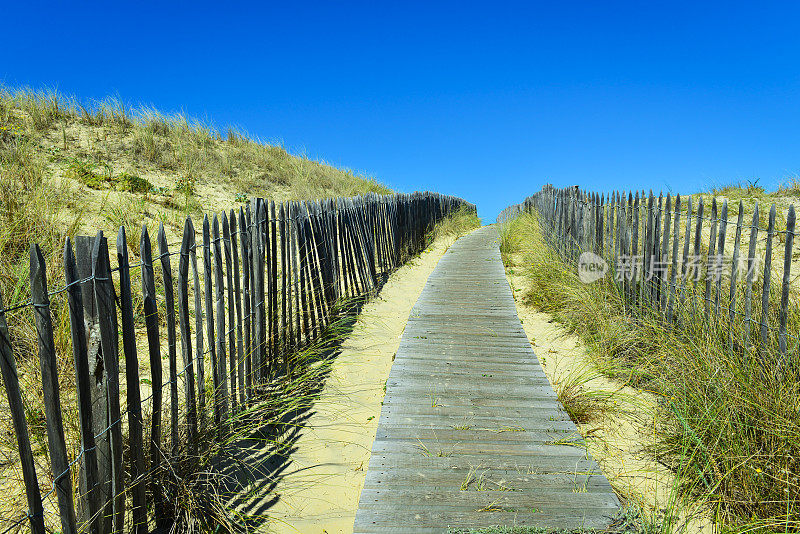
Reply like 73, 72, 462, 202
353, 226, 620, 533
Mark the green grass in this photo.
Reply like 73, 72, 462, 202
116, 171, 152, 193
499, 211, 800, 533
777, 176, 800, 197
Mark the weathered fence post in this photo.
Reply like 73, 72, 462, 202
178, 218, 198, 453
140, 226, 166, 527
0, 285, 45, 534
743, 204, 759, 355
760, 205, 776, 351
91, 232, 125, 533
63, 239, 100, 534
158, 225, 180, 456
116, 227, 147, 531
778, 205, 795, 362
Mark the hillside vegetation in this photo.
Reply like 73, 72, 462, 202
0, 86, 390, 347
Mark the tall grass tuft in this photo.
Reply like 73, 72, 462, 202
429, 205, 481, 243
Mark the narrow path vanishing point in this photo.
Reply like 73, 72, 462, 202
353, 226, 620, 533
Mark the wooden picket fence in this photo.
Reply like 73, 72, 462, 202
500, 184, 798, 364
0, 191, 474, 534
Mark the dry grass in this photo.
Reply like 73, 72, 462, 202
499, 211, 800, 533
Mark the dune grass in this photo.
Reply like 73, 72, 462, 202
0, 86, 390, 202
499, 211, 800, 533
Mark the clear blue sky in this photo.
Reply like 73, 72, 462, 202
2, 1, 800, 221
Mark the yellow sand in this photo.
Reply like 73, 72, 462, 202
266, 234, 462, 534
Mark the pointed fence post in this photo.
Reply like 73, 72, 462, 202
760, 205, 776, 351
178, 218, 198, 453
189, 220, 206, 430
727, 203, 744, 353
778, 205, 795, 361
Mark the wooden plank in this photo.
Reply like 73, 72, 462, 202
240, 207, 252, 399
659, 193, 670, 311
714, 200, 729, 320
74, 236, 112, 533
0, 282, 46, 534
115, 227, 147, 531
212, 215, 229, 423
778, 205, 795, 359
203, 216, 220, 427
189, 219, 206, 431
691, 198, 704, 318
290, 202, 302, 348
265, 201, 274, 375
667, 195, 681, 322
296, 204, 311, 343
231, 210, 245, 406
270, 201, 279, 370
256, 200, 268, 379
29, 245, 79, 534
644, 192, 654, 303
728, 202, 744, 353
743, 203, 759, 354
280, 202, 288, 370
301, 204, 319, 339
704, 198, 718, 319
222, 212, 237, 410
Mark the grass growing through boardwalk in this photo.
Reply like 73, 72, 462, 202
499, 211, 800, 532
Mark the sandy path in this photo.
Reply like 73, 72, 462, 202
505, 268, 714, 533
265, 233, 463, 534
